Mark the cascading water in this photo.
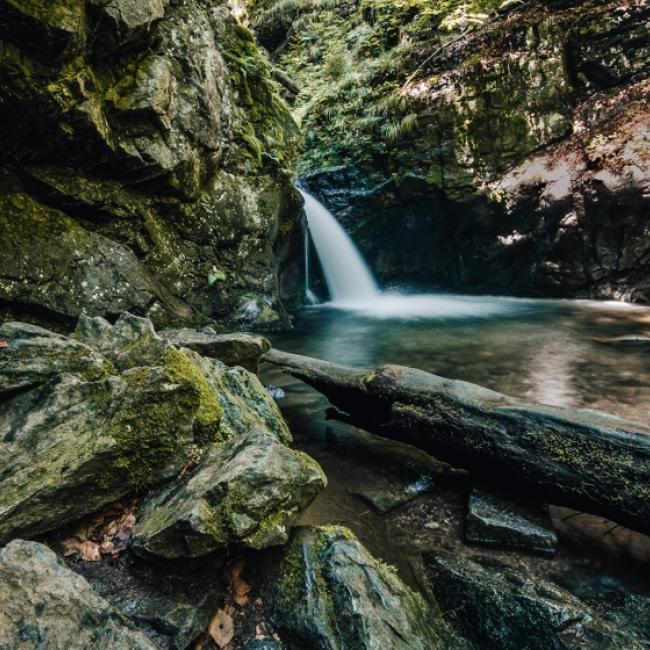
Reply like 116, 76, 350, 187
300, 188, 541, 319
300, 189, 379, 304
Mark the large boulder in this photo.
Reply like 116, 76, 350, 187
253, 526, 462, 650
0, 540, 159, 649
0, 318, 222, 543
424, 553, 646, 649
0, 0, 303, 330
131, 428, 325, 559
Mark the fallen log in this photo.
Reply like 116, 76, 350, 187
264, 349, 650, 535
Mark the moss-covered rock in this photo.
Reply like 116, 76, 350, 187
0, 539, 159, 650
249, 0, 650, 301
0, 0, 303, 329
130, 429, 325, 559
253, 525, 462, 650
158, 327, 271, 374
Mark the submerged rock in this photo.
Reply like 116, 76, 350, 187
158, 329, 271, 373
0, 540, 158, 649
352, 473, 433, 514
464, 487, 558, 557
131, 429, 325, 559
424, 553, 646, 650
254, 526, 461, 650
595, 335, 650, 349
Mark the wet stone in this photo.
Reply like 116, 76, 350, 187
465, 487, 558, 557
352, 472, 434, 514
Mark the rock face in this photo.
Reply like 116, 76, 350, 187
0, 540, 158, 649
131, 428, 325, 559
250, 0, 650, 302
0, 312, 324, 547
0, 0, 303, 330
254, 526, 461, 650
464, 488, 558, 557
424, 553, 646, 650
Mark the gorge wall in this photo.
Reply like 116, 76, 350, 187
248, 0, 650, 302
0, 0, 304, 330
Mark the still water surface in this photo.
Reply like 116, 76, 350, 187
269, 296, 650, 421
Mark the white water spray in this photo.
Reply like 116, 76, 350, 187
301, 189, 540, 319
300, 189, 379, 304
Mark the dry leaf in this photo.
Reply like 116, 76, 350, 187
57, 500, 138, 561
208, 609, 234, 648
0, 340, 8, 349
226, 559, 252, 607
79, 541, 101, 561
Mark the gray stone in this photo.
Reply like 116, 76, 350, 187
159, 328, 271, 373
187, 350, 292, 444
75, 552, 224, 650
465, 488, 558, 557
0, 540, 159, 649
256, 526, 462, 650
0, 321, 112, 392
0, 317, 222, 543
130, 428, 326, 559
424, 553, 645, 650
352, 474, 433, 514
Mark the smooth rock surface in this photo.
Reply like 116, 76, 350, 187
131, 429, 325, 559
464, 487, 558, 556
0, 540, 158, 649
254, 526, 461, 650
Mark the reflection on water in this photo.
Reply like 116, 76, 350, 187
271, 297, 650, 421
262, 296, 650, 601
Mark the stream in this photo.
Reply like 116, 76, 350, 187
261, 297, 650, 605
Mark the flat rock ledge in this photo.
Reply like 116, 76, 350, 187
464, 487, 558, 557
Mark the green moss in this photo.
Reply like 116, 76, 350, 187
102, 379, 195, 490
245, 508, 289, 548
220, 16, 300, 170
162, 347, 223, 445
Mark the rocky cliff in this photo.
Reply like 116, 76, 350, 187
0, 0, 304, 330
247, 0, 650, 301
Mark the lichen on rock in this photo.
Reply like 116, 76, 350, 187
0, 0, 304, 330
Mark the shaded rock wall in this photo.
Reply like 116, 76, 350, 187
0, 0, 304, 330
249, 0, 650, 301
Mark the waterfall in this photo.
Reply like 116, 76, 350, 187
300, 189, 379, 304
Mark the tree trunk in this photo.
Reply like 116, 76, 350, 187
265, 349, 650, 535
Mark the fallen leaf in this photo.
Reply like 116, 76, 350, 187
226, 559, 252, 607
79, 541, 101, 562
56, 500, 138, 561
0, 340, 7, 349
208, 609, 234, 648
